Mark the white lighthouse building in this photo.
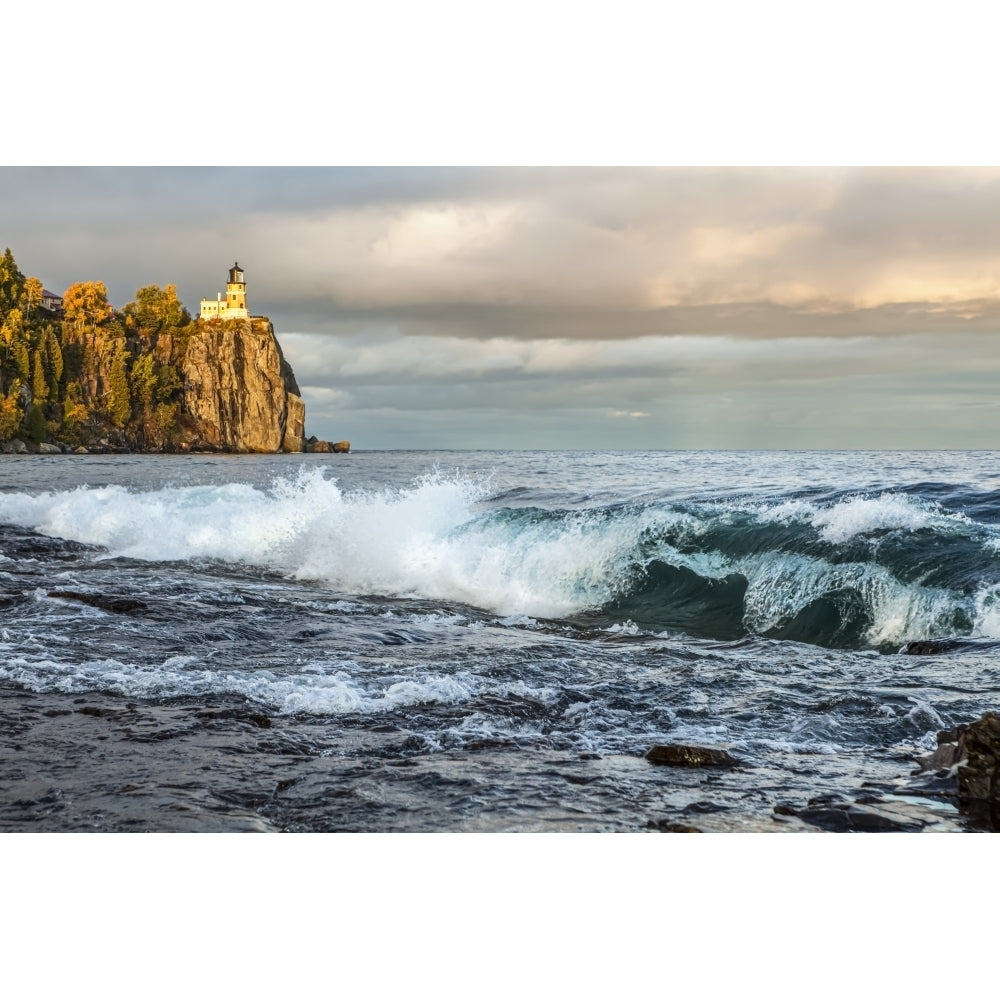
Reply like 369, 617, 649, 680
200, 262, 249, 321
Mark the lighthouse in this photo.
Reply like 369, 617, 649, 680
200, 262, 250, 320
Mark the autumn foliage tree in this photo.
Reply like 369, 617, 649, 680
63, 281, 113, 333
21, 276, 43, 318
124, 283, 188, 333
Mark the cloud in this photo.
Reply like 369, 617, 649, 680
8, 167, 1000, 334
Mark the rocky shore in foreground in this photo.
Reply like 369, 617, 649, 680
643, 709, 1000, 833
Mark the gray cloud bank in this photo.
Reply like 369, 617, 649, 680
3, 166, 999, 448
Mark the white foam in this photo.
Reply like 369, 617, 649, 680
810, 493, 948, 543
0, 468, 654, 619
0, 645, 483, 714
972, 582, 1000, 638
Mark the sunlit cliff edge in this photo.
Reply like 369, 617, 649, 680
0, 250, 346, 454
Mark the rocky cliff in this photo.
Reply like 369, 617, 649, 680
0, 251, 322, 455
183, 318, 305, 453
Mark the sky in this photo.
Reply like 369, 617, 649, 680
4, 165, 1000, 449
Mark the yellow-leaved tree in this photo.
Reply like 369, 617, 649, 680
21, 276, 43, 319
63, 281, 113, 333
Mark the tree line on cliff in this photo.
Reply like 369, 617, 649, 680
1, 247, 207, 450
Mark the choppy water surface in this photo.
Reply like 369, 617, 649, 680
2, 450, 998, 831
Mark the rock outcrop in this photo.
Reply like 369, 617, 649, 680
183, 318, 305, 453
645, 744, 739, 767
956, 712, 1000, 830
304, 437, 350, 454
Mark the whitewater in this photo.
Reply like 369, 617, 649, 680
2, 450, 998, 831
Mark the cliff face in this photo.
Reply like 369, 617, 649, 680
182, 318, 305, 453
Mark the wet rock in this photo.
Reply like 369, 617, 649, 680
645, 744, 739, 767
47, 590, 149, 615
795, 801, 925, 833
0, 438, 28, 454
681, 800, 729, 815
957, 711, 1000, 830
900, 638, 963, 655
304, 437, 348, 454
914, 724, 968, 773
648, 819, 703, 832
195, 709, 273, 729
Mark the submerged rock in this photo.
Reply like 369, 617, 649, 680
648, 819, 703, 832
645, 744, 739, 767
47, 590, 149, 615
900, 638, 964, 655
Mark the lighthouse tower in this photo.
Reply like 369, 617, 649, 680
226, 262, 247, 314
200, 262, 250, 320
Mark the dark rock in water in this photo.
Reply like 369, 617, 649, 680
47, 590, 149, 615
914, 724, 968, 773
648, 819, 703, 832
900, 637, 964, 655
645, 744, 739, 767
957, 711, 1000, 830
305, 437, 348, 454
681, 800, 730, 814
195, 708, 272, 729
795, 804, 924, 833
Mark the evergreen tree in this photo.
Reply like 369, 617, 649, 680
42, 326, 64, 397
129, 353, 157, 410
0, 248, 24, 313
32, 349, 48, 404
108, 341, 131, 427
25, 403, 46, 443
12, 335, 30, 380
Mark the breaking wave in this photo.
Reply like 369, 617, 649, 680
2, 468, 999, 649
